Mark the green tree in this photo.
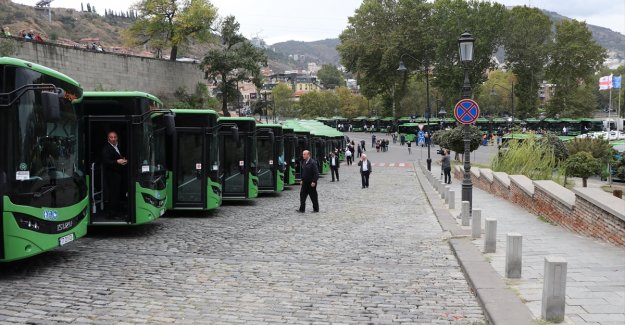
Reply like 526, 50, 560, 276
336, 87, 368, 118
431, 125, 482, 160
271, 83, 294, 118
546, 20, 607, 117
125, 0, 217, 61
502, 6, 551, 119
564, 152, 601, 187
475, 70, 517, 117
201, 16, 267, 116
317, 64, 346, 89
566, 138, 616, 165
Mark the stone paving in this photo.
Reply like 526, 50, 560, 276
0, 145, 485, 324
433, 162, 625, 325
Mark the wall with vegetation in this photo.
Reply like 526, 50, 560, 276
9, 38, 205, 100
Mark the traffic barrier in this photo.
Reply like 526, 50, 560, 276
541, 256, 567, 322
505, 233, 522, 278
484, 218, 497, 253
472, 209, 481, 239
461, 201, 470, 226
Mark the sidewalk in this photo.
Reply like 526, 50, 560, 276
422, 162, 625, 324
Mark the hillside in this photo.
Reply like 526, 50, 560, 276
2, 1, 623, 71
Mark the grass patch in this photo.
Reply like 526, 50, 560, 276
537, 215, 556, 226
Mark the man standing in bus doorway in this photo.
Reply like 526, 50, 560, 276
297, 150, 319, 213
102, 131, 127, 218
329, 151, 340, 182
358, 154, 372, 189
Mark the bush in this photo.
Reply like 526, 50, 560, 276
431, 125, 482, 154
540, 132, 568, 163
564, 151, 601, 187
566, 137, 615, 164
491, 136, 557, 180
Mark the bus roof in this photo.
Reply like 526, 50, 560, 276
83, 91, 163, 105
0, 57, 81, 88
171, 108, 218, 116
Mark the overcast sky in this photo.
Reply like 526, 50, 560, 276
12, 0, 625, 44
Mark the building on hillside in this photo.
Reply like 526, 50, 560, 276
538, 81, 556, 107
307, 62, 320, 74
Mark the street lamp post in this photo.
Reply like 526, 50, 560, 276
398, 54, 432, 171
458, 31, 475, 212
490, 82, 515, 138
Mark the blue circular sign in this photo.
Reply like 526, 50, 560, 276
454, 99, 480, 125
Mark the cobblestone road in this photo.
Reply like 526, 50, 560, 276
0, 149, 485, 324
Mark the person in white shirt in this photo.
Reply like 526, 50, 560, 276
358, 154, 372, 189
329, 151, 340, 182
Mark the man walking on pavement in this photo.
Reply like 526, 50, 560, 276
358, 154, 372, 189
329, 151, 340, 182
297, 150, 319, 213
360, 139, 366, 151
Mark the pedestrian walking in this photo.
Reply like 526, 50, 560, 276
442, 149, 451, 184
407, 140, 412, 154
400, 134, 405, 146
345, 147, 353, 165
297, 150, 319, 213
360, 139, 366, 151
329, 152, 340, 182
371, 134, 376, 148
358, 154, 372, 189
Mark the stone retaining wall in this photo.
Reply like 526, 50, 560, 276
7, 38, 205, 100
454, 168, 625, 246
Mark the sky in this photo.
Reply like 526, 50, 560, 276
11, 0, 625, 45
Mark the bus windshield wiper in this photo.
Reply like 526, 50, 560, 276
33, 185, 57, 198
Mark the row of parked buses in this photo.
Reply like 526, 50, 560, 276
0, 58, 346, 262
318, 116, 620, 138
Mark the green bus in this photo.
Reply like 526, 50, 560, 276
282, 127, 297, 186
351, 116, 367, 132
166, 109, 224, 211
0, 58, 89, 261
218, 117, 258, 200
398, 123, 419, 143
78, 92, 173, 225
256, 124, 285, 193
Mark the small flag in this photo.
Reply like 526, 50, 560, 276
599, 75, 613, 90
613, 75, 622, 89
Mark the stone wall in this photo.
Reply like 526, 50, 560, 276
9, 38, 205, 100
454, 168, 625, 247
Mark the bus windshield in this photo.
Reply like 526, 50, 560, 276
1, 66, 85, 207
137, 115, 167, 190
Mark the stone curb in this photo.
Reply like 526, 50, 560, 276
414, 164, 535, 325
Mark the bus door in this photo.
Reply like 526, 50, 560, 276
257, 132, 275, 192
222, 132, 247, 198
87, 118, 132, 224
173, 129, 206, 209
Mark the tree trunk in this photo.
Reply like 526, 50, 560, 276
170, 45, 178, 61
582, 177, 587, 187
222, 95, 230, 117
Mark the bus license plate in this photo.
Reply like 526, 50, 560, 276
59, 233, 75, 246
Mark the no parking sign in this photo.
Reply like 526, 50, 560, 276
454, 99, 480, 125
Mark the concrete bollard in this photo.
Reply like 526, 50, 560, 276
441, 184, 447, 199
471, 209, 481, 239
444, 186, 450, 204
541, 256, 567, 323
461, 201, 470, 226
484, 218, 497, 253
448, 190, 455, 209
505, 233, 523, 278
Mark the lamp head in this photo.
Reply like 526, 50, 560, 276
458, 31, 475, 63
397, 61, 407, 72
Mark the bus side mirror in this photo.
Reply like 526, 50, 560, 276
41, 91, 60, 121
164, 114, 175, 135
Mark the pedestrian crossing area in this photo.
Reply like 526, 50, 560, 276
369, 162, 413, 168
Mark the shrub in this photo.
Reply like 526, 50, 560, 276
566, 137, 616, 165
491, 136, 556, 180
432, 125, 482, 154
540, 132, 568, 163
564, 151, 601, 187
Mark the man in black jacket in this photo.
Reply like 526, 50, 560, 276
101, 131, 127, 216
297, 150, 319, 213
329, 151, 339, 182
358, 154, 372, 189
